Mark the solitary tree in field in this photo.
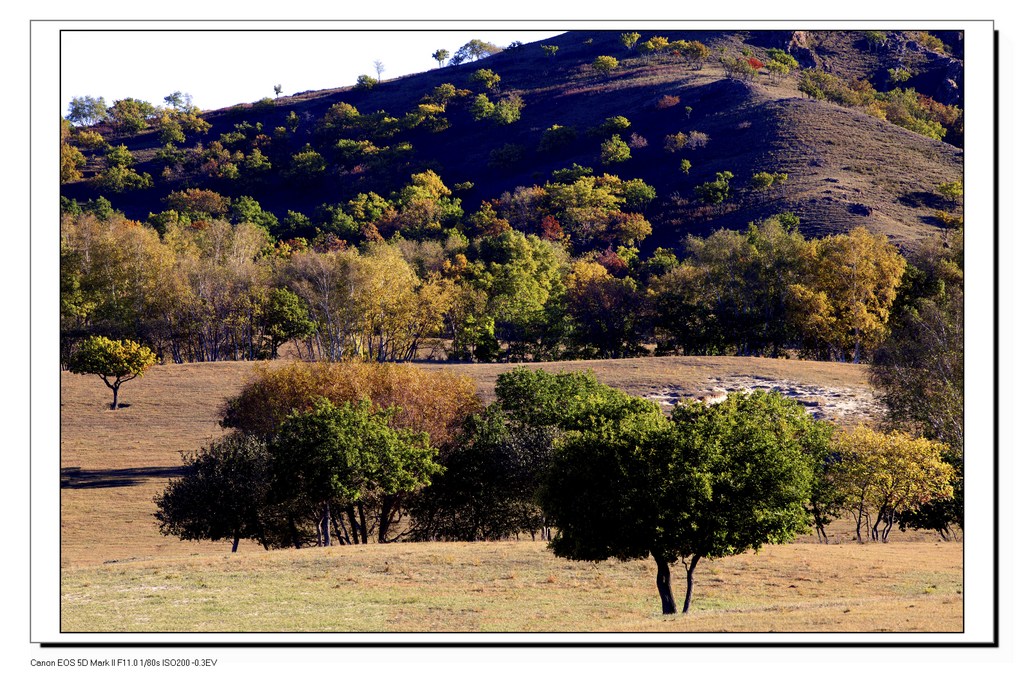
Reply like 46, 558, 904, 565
67, 336, 157, 410
432, 49, 450, 68
541, 390, 816, 614
373, 60, 386, 81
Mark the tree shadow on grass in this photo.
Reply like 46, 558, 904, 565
60, 466, 186, 489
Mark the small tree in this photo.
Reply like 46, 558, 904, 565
67, 336, 157, 409
695, 171, 734, 204
373, 60, 386, 80
679, 158, 692, 174
154, 434, 275, 552
541, 44, 559, 58
470, 68, 501, 92
432, 49, 450, 68
600, 134, 631, 165
66, 95, 107, 127
274, 84, 283, 97
541, 390, 817, 614
592, 55, 620, 79
620, 32, 641, 51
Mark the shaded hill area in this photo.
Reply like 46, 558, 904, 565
61, 29, 963, 252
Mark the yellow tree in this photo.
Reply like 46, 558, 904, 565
832, 425, 955, 542
789, 227, 906, 362
67, 336, 157, 409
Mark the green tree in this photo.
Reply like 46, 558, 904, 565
67, 336, 157, 409
592, 55, 620, 78
409, 407, 553, 541
541, 44, 559, 58
620, 32, 641, 51
695, 170, 734, 204
154, 434, 275, 552
600, 134, 631, 165
471, 68, 501, 91
270, 398, 440, 547
66, 96, 107, 126
541, 390, 816, 614
454, 39, 502, 63
107, 98, 156, 135
355, 74, 378, 91
432, 49, 450, 68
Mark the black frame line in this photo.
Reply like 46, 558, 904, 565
38, 20, 998, 649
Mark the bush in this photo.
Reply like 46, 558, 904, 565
655, 94, 680, 109
695, 170, 734, 204
600, 134, 631, 165
538, 124, 577, 153
355, 74, 378, 91
663, 132, 688, 153
592, 55, 619, 77
488, 143, 526, 169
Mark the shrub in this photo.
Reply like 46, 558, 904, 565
488, 143, 526, 169
628, 132, 648, 149
600, 134, 631, 165
355, 74, 378, 91
679, 158, 692, 174
591, 55, 619, 78
695, 171, 734, 204
663, 132, 688, 153
538, 124, 577, 153
655, 94, 680, 109
685, 130, 710, 149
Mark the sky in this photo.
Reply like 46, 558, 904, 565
60, 30, 564, 115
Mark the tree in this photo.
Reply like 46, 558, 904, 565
789, 227, 906, 362
274, 84, 283, 97
831, 426, 956, 542
541, 44, 559, 58
592, 55, 620, 78
432, 49, 450, 68
261, 287, 315, 358
620, 32, 641, 51
695, 170, 734, 204
454, 39, 502, 63
270, 398, 440, 547
870, 230, 963, 536
470, 68, 501, 92
154, 434, 275, 552
67, 336, 157, 409
106, 98, 156, 135
541, 390, 817, 614
409, 407, 554, 541
373, 59, 385, 80
67, 95, 107, 126
600, 134, 631, 165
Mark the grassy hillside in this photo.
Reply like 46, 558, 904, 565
62, 29, 963, 252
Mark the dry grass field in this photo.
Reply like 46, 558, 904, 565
59, 356, 962, 632
60, 538, 962, 633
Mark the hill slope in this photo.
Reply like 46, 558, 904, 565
62, 29, 963, 252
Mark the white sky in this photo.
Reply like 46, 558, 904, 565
60, 30, 564, 114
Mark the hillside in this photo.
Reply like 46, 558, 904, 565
61, 29, 964, 252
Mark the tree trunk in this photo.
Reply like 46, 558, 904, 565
682, 556, 701, 613
653, 554, 677, 615
111, 383, 119, 410
231, 533, 240, 553
320, 502, 332, 546
346, 506, 361, 544
357, 503, 368, 544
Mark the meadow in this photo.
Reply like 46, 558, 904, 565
59, 357, 962, 633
